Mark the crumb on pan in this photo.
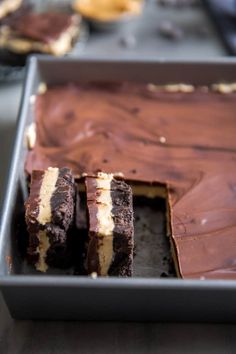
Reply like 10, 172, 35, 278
25, 122, 36, 150
90, 272, 98, 279
38, 82, 47, 95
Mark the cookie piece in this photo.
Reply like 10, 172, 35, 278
25, 167, 75, 272
85, 172, 134, 277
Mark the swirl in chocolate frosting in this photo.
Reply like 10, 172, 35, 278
26, 82, 236, 279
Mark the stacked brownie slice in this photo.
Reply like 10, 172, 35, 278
25, 167, 75, 272
85, 172, 134, 277
25, 169, 134, 276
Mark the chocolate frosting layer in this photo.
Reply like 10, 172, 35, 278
26, 82, 236, 279
9, 12, 75, 43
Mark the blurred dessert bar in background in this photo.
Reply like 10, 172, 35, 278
0, 11, 81, 55
73, 0, 143, 21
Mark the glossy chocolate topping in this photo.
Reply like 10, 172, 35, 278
26, 82, 236, 279
9, 12, 75, 43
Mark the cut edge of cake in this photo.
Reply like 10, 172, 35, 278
85, 172, 134, 277
25, 167, 75, 272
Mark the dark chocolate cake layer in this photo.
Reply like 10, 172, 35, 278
25, 167, 75, 272
85, 173, 134, 277
26, 82, 236, 279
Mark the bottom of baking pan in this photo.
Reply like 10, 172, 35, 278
9, 185, 176, 279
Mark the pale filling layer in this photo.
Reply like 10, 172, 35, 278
96, 173, 114, 276
36, 167, 59, 272
0, 18, 80, 56
36, 230, 50, 273
0, 0, 22, 19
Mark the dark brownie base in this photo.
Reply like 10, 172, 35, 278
73, 188, 88, 275
51, 167, 75, 230
108, 253, 133, 277
110, 180, 134, 276
26, 167, 75, 271
46, 228, 74, 269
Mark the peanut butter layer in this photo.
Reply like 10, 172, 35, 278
36, 230, 50, 273
95, 173, 114, 276
27, 82, 236, 279
37, 167, 59, 226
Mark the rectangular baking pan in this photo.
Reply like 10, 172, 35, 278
1, 56, 236, 322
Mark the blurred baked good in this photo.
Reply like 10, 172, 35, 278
73, 0, 143, 21
0, 12, 81, 56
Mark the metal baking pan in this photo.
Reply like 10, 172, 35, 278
1, 56, 236, 322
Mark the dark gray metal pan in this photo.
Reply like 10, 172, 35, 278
1, 56, 236, 321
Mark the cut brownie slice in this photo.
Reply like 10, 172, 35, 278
85, 172, 134, 277
25, 167, 75, 272
0, 12, 80, 56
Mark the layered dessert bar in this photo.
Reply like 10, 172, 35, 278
85, 172, 134, 276
0, 12, 80, 55
25, 167, 75, 272
0, 0, 23, 19
26, 81, 236, 279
